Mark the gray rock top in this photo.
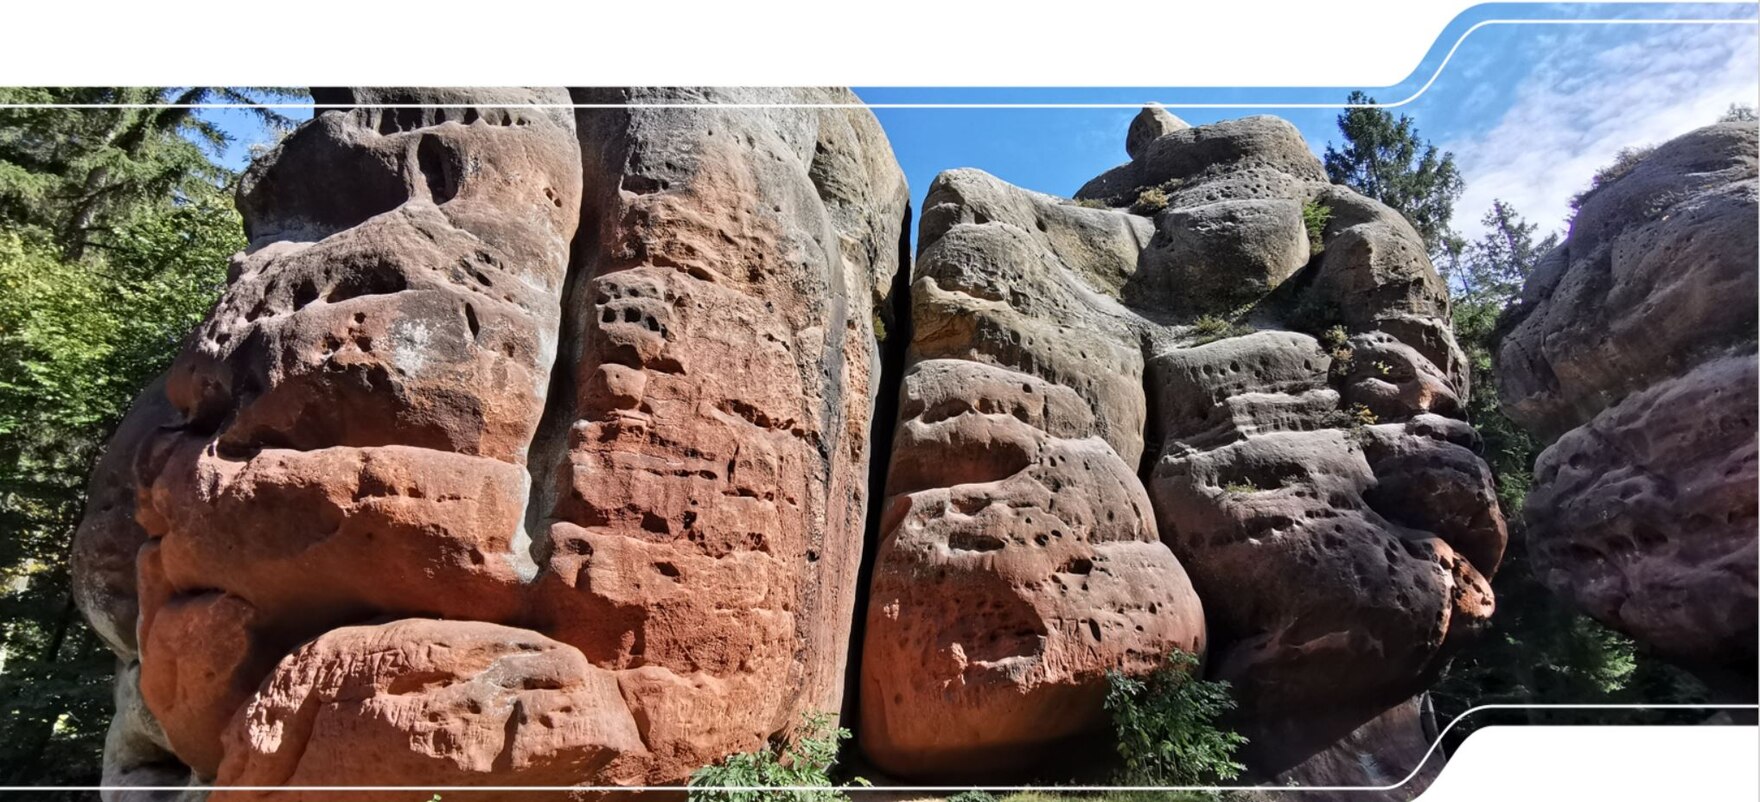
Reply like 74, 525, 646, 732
1126, 104, 1191, 160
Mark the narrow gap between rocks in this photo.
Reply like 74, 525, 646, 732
519, 115, 598, 575
838, 200, 916, 744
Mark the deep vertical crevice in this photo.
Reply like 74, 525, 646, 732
839, 201, 916, 734
1135, 328, 1165, 484
521, 113, 602, 573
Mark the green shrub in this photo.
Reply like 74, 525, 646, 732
1103, 650, 1248, 786
1190, 314, 1252, 345
688, 711, 864, 801
950, 792, 1000, 802
1321, 326, 1355, 381
998, 793, 1218, 802
1301, 199, 1331, 254
1569, 145, 1656, 210
1131, 186, 1170, 215
1071, 197, 1110, 209
1720, 102, 1758, 122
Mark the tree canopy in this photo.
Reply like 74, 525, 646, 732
0, 86, 301, 791
1323, 91, 1465, 255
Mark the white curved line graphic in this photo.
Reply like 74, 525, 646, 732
4, 703, 1753, 792
0, 19, 1754, 110
2, 9, 1756, 796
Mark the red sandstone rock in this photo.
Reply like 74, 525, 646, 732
79, 96, 1505, 792
526, 88, 908, 786
863, 114, 1504, 781
213, 620, 644, 800
76, 87, 908, 794
861, 361, 1206, 779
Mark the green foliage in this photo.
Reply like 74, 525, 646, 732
1435, 200, 1558, 511
998, 793, 1221, 802
1323, 91, 1463, 256
1071, 197, 1110, 209
1104, 650, 1247, 786
0, 86, 295, 789
1300, 199, 1331, 254
1450, 298, 1537, 513
1323, 333, 1355, 383
1720, 102, 1758, 123
1130, 186, 1169, 215
1568, 145, 1656, 211
688, 711, 866, 802
950, 792, 1000, 802
1431, 543, 1708, 747
0, 87, 300, 259
1189, 315, 1251, 345
0, 182, 239, 792
1221, 481, 1259, 495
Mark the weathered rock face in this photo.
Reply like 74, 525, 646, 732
1497, 121, 1759, 693
78, 97, 1505, 794
534, 87, 908, 787
860, 108, 1504, 787
72, 87, 908, 796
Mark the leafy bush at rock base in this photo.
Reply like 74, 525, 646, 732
688, 711, 865, 802
1104, 650, 1248, 786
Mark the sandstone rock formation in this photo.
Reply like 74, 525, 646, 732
72, 87, 908, 797
76, 96, 1508, 797
860, 107, 1505, 790
1497, 121, 1759, 695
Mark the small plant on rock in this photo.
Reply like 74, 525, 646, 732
1570, 145, 1657, 210
1190, 314, 1252, 345
1104, 649, 1248, 786
1072, 197, 1110, 209
1301, 199, 1332, 254
1131, 186, 1170, 215
688, 711, 864, 801
1322, 327, 1357, 381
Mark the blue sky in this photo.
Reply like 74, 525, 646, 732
208, 3, 1757, 244
857, 3, 1758, 243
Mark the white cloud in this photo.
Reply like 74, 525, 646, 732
1444, 22, 1758, 240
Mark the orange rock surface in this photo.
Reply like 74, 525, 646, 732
74, 87, 908, 796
